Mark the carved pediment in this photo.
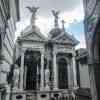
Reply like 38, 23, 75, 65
19, 25, 46, 42
21, 32, 46, 41
56, 35, 73, 43
53, 33, 79, 45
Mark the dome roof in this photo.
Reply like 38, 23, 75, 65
49, 27, 62, 38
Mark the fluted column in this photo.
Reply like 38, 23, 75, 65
89, 64, 98, 100
20, 49, 25, 90
72, 54, 77, 88
68, 61, 72, 88
68, 58, 75, 89
53, 52, 58, 89
40, 51, 44, 90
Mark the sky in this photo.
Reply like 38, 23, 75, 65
15, 0, 86, 49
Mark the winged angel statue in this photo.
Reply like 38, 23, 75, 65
27, 6, 39, 26
52, 10, 60, 27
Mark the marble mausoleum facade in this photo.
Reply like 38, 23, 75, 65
12, 6, 79, 100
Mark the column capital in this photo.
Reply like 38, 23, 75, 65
53, 51, 57, 55
72, 53, 76, 57
21, 48, 26, 54
40, 49, 45, 55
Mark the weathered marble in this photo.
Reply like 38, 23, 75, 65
0, 0, 20, 100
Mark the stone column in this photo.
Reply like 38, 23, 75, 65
40, 51, 44, 90
68, 61, 72, 89
53, 52, 58, 89
23, 65, 27, 89
89, 64, 98, 100
72, 54, 77, 88
69, 58, 75, 89
20, 49, 25, 90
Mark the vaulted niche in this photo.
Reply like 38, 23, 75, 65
24, 50, 41, 90
57, 54, 68, 89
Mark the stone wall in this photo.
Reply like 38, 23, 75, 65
0, 0, 20, 100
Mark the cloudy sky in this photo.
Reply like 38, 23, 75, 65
15, 0, 86, 48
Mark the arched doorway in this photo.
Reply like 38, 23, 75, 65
24, 50, 41, 90
92, 20, 100, 100
57, 57, 68, 89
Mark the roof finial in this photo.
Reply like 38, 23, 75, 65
26, 6, 39, 27
52, 10, 60, 28
62, 20, 65, 31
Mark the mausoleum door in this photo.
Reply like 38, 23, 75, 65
57, 58, 68, 89
24, 50, 41, 90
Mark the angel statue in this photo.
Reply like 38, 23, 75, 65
26, 6, 39, 26
52, 10, 60, 27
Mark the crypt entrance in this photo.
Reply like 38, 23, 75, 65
57, 54, 68, 89
24, 50, 41, 90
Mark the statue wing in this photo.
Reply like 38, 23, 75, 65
26, 6, 33, 12
27, 6, 39, 12
52, 10, 60, 16
52, 10, 56, 16
56, 11, 60, 15
36, 7, 40, 10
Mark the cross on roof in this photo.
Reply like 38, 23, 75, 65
62, 20, 66, 31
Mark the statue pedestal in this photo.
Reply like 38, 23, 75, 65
45, 69, 50, 90
45, 85, 50, 90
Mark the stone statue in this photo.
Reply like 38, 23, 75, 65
27, 6, 39, 26
13, 65, 19, 89
52, 10, 60, 27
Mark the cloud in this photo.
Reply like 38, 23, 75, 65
16, 1, 84, 35
15, 0, 85, 48
66, 20, 86, 49
60, 4, 84, 23
66, 21, 84, 34
76, 33, 86, 49
36, 16, 54, 36
20, 0, 82, 18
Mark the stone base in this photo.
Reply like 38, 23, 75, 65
9, 89, 77, 100
45, 85, 50, 90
